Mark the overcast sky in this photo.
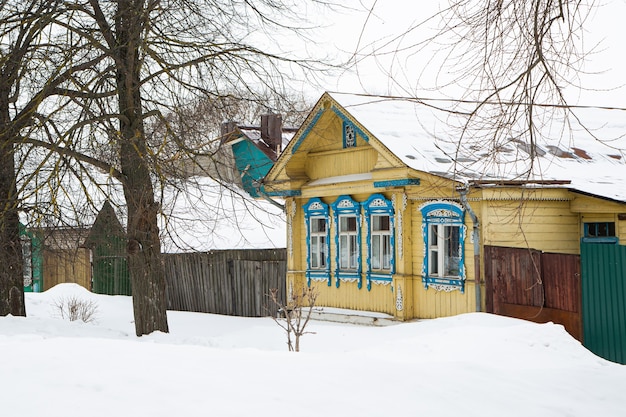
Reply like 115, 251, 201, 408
311, 0, 626, 109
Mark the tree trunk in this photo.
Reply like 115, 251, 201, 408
116, 0, 168, 336
0, 91, 25, 317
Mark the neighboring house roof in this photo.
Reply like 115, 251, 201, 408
272, 92, 626, 202
84, 201, 126, 243
160, 176, 286, 253
221, 115, 297, 197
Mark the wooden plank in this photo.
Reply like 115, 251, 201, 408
500, 302, 582, 342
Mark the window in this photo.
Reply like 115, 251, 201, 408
371, 215, 391, 270
419, 201, 466, 293
310, 217, 327, 269
363, 194, 395, 290
331, 195, 362, 287
303, 198, 331, 286
583, 222, 618, 244
339, 216, 359, 269
585, 222, 615, 238
428, 224, 462, 277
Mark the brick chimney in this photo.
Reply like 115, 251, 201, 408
260, 114, 282, 156
220, 121, 238, 143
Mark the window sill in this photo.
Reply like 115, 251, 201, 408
336, 271, 360, 280
423, 276, 465, 293
581, 237, 619, 244
306, 270, 331, 286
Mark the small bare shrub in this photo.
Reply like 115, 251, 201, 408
53, 296, 98, 323
268, 286, 318, 352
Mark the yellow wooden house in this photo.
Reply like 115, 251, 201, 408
262, 92, 626, 328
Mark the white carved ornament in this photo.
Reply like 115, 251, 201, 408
395, 285, 404, 311
392, 194, 407, 259
309, 201, 323, 211
370, 198, 387, 208
337, 199, 355, 209
287, 199, 296, 259
428, 209, 457, 218
430, 284, 461, 293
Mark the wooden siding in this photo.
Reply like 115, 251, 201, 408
482, 199, 580, 253
43, 248, 91, 291
412, 281, 478, 318
164, 249, 286, 317
305, 147, 377, 180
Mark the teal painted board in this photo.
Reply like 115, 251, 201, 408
581, 242, 626, 364
231, 140, 274, 197
19, 224, 44, 293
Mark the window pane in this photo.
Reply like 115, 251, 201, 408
311, 218, 326, 233
319, 236, 326, 267
382, 235, 391, 269
311, 237, 319, 268
430, 225, 438, 248
430, 249, 439, 274
349, 235, 358, 269
340, 235, 348, 268
372, 235, 381, 269
373, 215, 390, 231
443, 226, 461, 276
340, 216, 357, 232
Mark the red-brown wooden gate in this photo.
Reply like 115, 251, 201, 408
484, 245, 582, 341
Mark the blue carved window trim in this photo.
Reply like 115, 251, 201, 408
331, 195, 362, 288
419, 201, 467, 293
303, 198, 331, 286
343, 121, 357, 149
363, 194, 395, 291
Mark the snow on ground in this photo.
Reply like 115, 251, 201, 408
2, 284, 625, 417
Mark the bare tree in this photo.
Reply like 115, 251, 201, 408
3, 0, 331, 335
268, 286, 318, 352
357, 1, 596, 178
1, 0, 334, 333
0, 0, 95, 316
437, 1, 593, 176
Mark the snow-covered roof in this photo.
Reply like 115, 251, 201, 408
329, 92, 626, 202
239, 128, 295, 155
160, 176, 285, 253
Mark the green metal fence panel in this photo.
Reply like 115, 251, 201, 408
581, 242, 626, 364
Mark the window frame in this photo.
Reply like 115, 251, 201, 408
303, 198, 331, 286
582, 221, 618, 244
363, 194, 395, 291
419, 201, 467, 293
331, 195, 362, 288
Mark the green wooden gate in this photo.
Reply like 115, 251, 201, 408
91, 236, 131, 296
580, 242, 626, 364
85, 201, 131, 296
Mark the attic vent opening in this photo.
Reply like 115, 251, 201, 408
343, 122, 357, 148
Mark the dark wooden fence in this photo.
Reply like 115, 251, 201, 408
485, 245, 582, 341
164, 249, 287, 317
